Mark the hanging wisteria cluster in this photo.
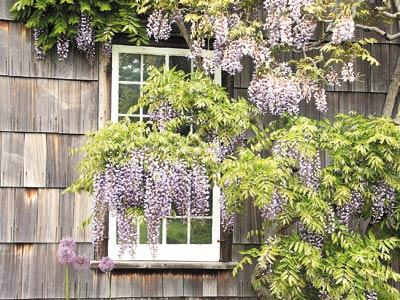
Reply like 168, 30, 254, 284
248, 63, 328, 115
32, 13, 111, 62
263, 0, 316, 49
146, 10, 173, 42
75, 14, 96, 63
371, 182, 396, 223
336, 191, 364, 226
91, 150, 211, 256
330, 16, 355, 44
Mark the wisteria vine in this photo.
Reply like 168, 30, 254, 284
91, 150, 211, 256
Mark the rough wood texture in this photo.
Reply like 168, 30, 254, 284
1, 13, 399, 299
0, 0, 12, 21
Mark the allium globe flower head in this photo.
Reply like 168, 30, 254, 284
99, 256, 114, 273
73, 255, 90, 270
57, 246, 76, 265
59, 237, 77, 252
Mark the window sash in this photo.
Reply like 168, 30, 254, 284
109, 45, 222, 261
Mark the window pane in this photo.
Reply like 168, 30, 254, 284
119, 84, 140, 114
167, 219, 187, 244
190, 219, 212, 244
118, 116, 141, 122
169, 56, 191, 74
143, 55, 165, 80
119, 53, 141, 82
139, 222, 162, 244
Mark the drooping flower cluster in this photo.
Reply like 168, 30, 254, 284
149, 103, 179, 131
248, 73, 302, 116
56, 35, 70, 61
263, 0, 316, 49
371, 182, 396, 223
248, 64, 327, 115
220, 190, 235, 232
299, 223, 324, 248
76, 14, 95, 63
147, 10, 172, 42
336, 191, 364, 226
216, 134, 246, 162
365, 290, 378, 300
341, 62, 356, 83
331, 16, 355, 44
33, 28, 45, 60
92, 150, 211, 256
261, 189, 288, 221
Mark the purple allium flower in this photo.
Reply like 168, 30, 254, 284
73, 255, 90, 270
59, 237, 77, 252
99, 256, 114, 273
57, 246, 76, 265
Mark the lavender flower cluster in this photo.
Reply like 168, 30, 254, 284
261, 189, 288, 221
336, 191, 364, 226
248, 65, 327, 116
371, 182, 396, 223
331, 16, 355, 44
299, 223, 324, 248
76, 14, 95, 63
365, 290, 378, 300
220, 190, 235, 233
149, 102, 179, 131
92, 151, 211, 256
99, 256, 114, 273
33, 28, 46, 60
57, 237, 90, 270
147, 10, 172, 42
263, 0, 316, 49
56, 35, 70, 61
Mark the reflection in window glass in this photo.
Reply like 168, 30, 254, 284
118, 84, 140, 114
119, 54, 141, 82
190, 219, 212, 244
143, 55, 165, 80
169, 56, 191, 74
167, 218, 187, 244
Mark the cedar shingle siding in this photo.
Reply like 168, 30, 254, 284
0, 0, 399, 298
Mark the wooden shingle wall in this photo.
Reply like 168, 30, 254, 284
1, 2, 399, 298
0, 4, 257, 299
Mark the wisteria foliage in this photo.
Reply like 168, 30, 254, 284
139, 0, 379, 116
224, 114, 400, 299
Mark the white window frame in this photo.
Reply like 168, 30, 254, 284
109, 45, 222, 261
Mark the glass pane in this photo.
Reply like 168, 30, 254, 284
143, 55, 165, 80
139, 222, 162, 244
119, 53, 141, 81
118, 116, 141, 122
190, 219, 212, 244
167, 218, 187, 244
119, 84, 140, 114
170, 56, 191, 74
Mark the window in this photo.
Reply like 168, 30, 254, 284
109, 45, 222, 261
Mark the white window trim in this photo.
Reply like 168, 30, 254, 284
109, 45, 222, 261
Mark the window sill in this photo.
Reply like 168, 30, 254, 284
90, 260, 236, 270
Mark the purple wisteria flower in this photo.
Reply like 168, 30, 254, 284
99, 256, 114, 273
73, 255, 90, 270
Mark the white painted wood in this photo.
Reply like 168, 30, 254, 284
109, 45, 222, 262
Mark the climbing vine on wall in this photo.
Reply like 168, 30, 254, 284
11, 0, 148, 62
